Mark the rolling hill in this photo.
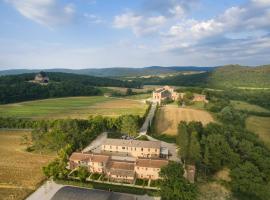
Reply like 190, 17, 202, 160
0, 66, 214, 77
137, 65, 270, 88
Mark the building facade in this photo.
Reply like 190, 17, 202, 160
152, 86, 207, 104
102, 139, 161, 158
69, 139, 169, 183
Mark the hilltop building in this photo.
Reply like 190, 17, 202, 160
152, 86, 208, 104
34, 71, 49, 84
69, 139, 169, 183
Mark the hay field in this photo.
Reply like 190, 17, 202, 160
0, 96, 147, 119
246, 116, 270, 148
155, 106, 214, 135
0, 130, 55, 200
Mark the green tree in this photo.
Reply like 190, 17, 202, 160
126, 88, 133, 95
120, 115, 140, 136
77, 166, 90, 182
177, 122, 201, 164
231, 162, 270, 200
159, 162, 197, 200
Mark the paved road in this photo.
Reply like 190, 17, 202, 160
26, 180, 63, 200
139, 103, 157, 135
145, 135, 180, 162
82, 132, 108, 153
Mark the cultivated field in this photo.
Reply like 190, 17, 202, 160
231, 100, 270, 113
246, 116, 270, 148
0, 130, 55, 200
0, 96, 147, 119
154, 105, 214, 135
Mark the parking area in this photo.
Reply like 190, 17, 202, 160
27, 180, 160, 200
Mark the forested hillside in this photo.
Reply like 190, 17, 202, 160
0, 72, 141, 104
208, 65, 270, 88
138, 65, 270, 89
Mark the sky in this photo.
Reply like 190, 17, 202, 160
0, 0, 270, 69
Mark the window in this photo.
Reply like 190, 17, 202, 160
135, 148, 136, 151
122, 147, 125, 150
155, 149, 157, 152
148, 148, 150, 152
146, 168, 148, 171
141, 148, 143, 151
110, 145, 112, 149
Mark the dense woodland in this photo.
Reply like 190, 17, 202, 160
0, 72, 142, 104
134, 65, 270, 89
176, 99, 270, 200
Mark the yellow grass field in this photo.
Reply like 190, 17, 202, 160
0, 130, 55, 200
246, 116, 270, 148
155, 105, 214, 135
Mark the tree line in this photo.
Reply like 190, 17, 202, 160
0, 72, 143, 104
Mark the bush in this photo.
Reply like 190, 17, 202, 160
91, 173, 102, 180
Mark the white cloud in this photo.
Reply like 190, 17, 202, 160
163, 0, 270, 51
114, 12, 166, 36
6, 0, 75, 27
84, 13, 104, 24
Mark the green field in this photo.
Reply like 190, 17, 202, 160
124, 93, 151, 100
246, 116, 270, 148
231, 100, 270, 113
0, 96, 147, 119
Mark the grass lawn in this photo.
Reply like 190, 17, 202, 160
246, 116, 270, 148
0, 96, 147, 119
231, 100, 270, 113
187, 101, 206, 110
124, 93, 152, 100
0, 129, 55, 200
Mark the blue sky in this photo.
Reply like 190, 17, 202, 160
0, 0, 270, 69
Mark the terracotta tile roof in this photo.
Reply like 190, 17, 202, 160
91, 154, 110, 163
109, 169, 135, 177
69, 152, 91, 161
69, 152, 109, 163
103, 139, 161, 149
107, 160, 135, 177
107, 160, 135, 171
136, 158, 168, 169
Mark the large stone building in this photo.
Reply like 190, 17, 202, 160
102, 139, 161, 158
69, 139, 169, 183
152, 86, 207, 104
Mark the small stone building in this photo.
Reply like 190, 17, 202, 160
34, 71, 49, 83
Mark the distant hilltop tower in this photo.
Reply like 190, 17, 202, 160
34, 71, 49, 83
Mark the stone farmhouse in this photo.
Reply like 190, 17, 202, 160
34, 72, 49, 84
152, 86, 208, 104
69, 139, 169, 183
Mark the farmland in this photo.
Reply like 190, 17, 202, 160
0, 96, 147, 119
231, 100, 270, 113
0, 130, 55, 200
154, 105, 214, 135
246, 116, 270, 148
